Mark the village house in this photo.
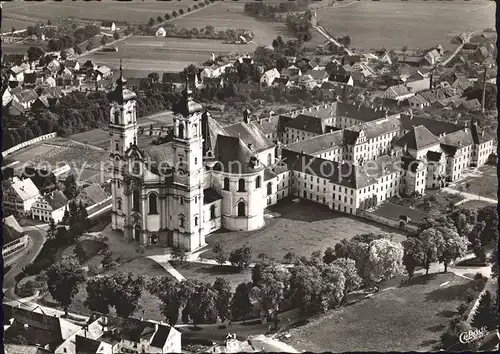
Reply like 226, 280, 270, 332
10, 65, 25, 82
473, 46, 489, 63
423, 49, 441, 66
75, 184, 111, 210
2, 177, 41, 217
260, 68, 280, 86
407, 94, 430, 110
328, 73, 354, 87
383, 85, 414, 101
309, 68, 329, 84
3, 215, 30, 260
54, 315, 182, 354
281, 65, 302, 78
31, 190, 69, 223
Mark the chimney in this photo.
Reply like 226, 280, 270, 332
429, 71, 433, 90
248, 143, 253, 150
404, 144, 408, 152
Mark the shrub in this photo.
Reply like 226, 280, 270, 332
466, 294, 475, 303
18, 280, 36, 297
474, 272, 484, 280
457, 303, 468, 317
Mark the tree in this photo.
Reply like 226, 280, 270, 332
157, 16, 163, 23
229, 244, 252, 270
148, 72, 160, 83
73, 242, 86, 263
319, 263, 346, 312
148, 18, 155, 26
46, 256, 85, 316
179, 9, 184, 15
471, 290, 498, 330
230, 282, 253, 322
289, 263, 322, 315
213, 277, 232, 323
437, 228, 469, 273
172, 11, 178, 18
101, 251, 116, 271
402, 237, 425, 279
477, 205, 499, 246
323, 247, 336, 264
331, 258, 362, 304
212, 242, 227, 266
11, 27, 16, 34
113, 31, 120, 40
165, 13, 171, 20
77, 200, 89, 230
367, 238, 404, 283
84, 276, 113, 314
183, 280, 218, 327
27, 46, 45, 62
490, 247, 498, 278
148, 276, 184, 325
73, 45, 83, 55
47, 219, 57, 239
64, 174, 78, 199
251, 262, 289, 326
283, 251, 295, 264
418, 228, 445, 275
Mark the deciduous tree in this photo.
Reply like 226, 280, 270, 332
46, 256, 85, 316
213, 277, 232, 323
230, 282, 253, 322
229, 244, 252, 270
212, 242, 227, 266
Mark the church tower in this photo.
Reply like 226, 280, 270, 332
108, 61, 138, 232
171, 83, 205, 251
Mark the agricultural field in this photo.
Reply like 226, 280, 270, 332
2, 0, 187, 31
287, 273, 483, 352
81, 36, 255, 76
169, 1, 288, 46
310, 1, 495, 51
201, 199, 406, 263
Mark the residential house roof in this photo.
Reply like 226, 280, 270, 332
65, 60, 79, 69
10, 65, 24, 75
75, 184, 109, 207
385, 85, 412, 98
286, 114, 326, 135
309, 69, 328, 81
74, 335, 102, 354
150, 324, 173, 349
337, 102, 389, 122
96, 66, 111, 76
13, 89, 38, 103
426, 150, 442, 162
3, 345, 51, 354
328, 73, 351, 84
400, 113, 466, 136
460, 98, 481, 111
23, 72, 37, 85
251, 115, 280, 136
407, 95, 429, 106
397, 55, 423, 64
393, 125, 440, 150
43, 190, 68, 210
7, 177, 40, 201
3, 215, 25, 244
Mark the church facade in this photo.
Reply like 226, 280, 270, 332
108, 70, 290, 251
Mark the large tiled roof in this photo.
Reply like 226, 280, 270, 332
393, 125, 440, 150
76, 184, 109, 207
285, 130, 344, 154
329, 73, 351, 84
201, 111, 226, 156
7, 177, 40, 201
213, 135, 261, 174
441, 128, 475, 147
336, 102, 389, 122
75, 335, 101, 354
203, 188, 222, 204
400, 114, 466, 136
386, 85, 411, 97
13, 89, 38, 103
346, 115, 401, 141
224, 121, 274, 152
3, 215, 25, 244
251, 116, 280, 136
44, 190, 68, 210
282, 149, 377, 189
286, 114, 326, 134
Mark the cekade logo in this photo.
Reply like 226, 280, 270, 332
459, 326, 488, 344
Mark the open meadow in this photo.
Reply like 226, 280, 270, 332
81, 36, 256, 76
287, 273, 483, 352
2, 0, 187, 31
311, 1, 495, 51
201, 199, 407, 263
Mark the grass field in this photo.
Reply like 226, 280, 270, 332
201, 199, 406, 263
310, 1, 495, 51
169, 2, 288, 46
451, 164, 498, 200
2, 0, 187, 31
459, 199, 496, 211
286, 273, 481, 352
171, 261, 252, 291
81, 36, 255, 75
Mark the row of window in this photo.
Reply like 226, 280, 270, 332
223, 177, 267, 192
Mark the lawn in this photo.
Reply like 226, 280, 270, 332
286, 273, 483, 352
201, 199, 406, 263
41, 256, 171, 321
81, 35, 255, 75
2, 0, 188, 30
171, 261, 252, 291
60, 239, 108, 263
387, 191, 464, 216
309, 1, 495, 51
70, 129, 111, 150
451, 164, 498, 201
